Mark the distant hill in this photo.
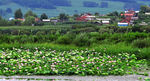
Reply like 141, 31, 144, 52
0, 0, 149, 19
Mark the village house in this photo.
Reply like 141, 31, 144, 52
118, 10, 139, 26
118, 22, 128, 26
42, 19, 51, 22
9, 17, 15, 21
96, 18, 110, 24
17, 18, 25, 22
145, 12, 150, 15
76, 13, 96, 21
35, 18, 41, 22
50, 19, 59, 25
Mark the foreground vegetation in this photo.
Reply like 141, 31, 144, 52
0, 26, 149, 76
0, 48, 146, 76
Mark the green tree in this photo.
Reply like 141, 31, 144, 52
0, 16, 2, 20
140, 5, 150, 13
40, 13, 48, 20
107, 11, 119, 17
0, 16, 9, 26
73, 14, 79, 19
24, 16, 35, 26
14, 9, 23, 19
59, 13, 69, 21
95, 12, 99, 16
24, 10, 37, 18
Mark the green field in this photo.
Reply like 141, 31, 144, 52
0, 24, 149, 76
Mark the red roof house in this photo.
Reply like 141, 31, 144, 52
76, 14, 95, 21
120, 10, 136, 24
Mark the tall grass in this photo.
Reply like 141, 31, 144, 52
0, 32, 150, 60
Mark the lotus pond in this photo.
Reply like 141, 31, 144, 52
0, 48, 147, 76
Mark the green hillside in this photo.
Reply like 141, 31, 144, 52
0, 0, 149, 19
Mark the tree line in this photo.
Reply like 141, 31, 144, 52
0, 8, 69, 26
0, 5, 150, 26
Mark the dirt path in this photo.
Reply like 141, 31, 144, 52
0, 74, 150, 81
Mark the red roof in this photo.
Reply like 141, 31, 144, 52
17, 18, 25, 21
76, 14, 91, 21
120, 10, 135, 24
35, 18, 40, 22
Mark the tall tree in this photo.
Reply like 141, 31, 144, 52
140, 5, 150, 13
14, 9, 23, 19
95, 12, 99, 16
24, 10, 37, 18
59, 13, 69, 21
40, 13, 48, 20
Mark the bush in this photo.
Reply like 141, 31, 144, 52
36, 31, 46, 35
73, 33, 91, 46
132, 38, 150, 48
56, 34, 73, 44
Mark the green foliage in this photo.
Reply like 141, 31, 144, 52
24, 10, 37, 18
107, 11, 119, 17
14, 9, 23, 19
140, 5, 150, 13
59, 13, 69, 21
73, 14, 79, 19
24, 16, 35, 26
11, 20, 22, 26
132, 38, 150, 48
73, 33, 91, 46
56, 34, 73, 44
40, 13, 48, 20
0, 19, 9, 26
0, 48, 146, 76
145, 78, 150, 81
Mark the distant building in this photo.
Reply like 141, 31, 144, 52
96, 18, 111, 21
9, 17, 15, 21
96, 18, 111, 24
102, 21, 110, 24
50, 19, 59, 22
145, 12, 150, 15
42, 19, 50, 22
16, 18, 25, 22
119, 10, 139, 26
50, 19, 59, 25
131, 17, 138, 20
76, 14, 95, 21
118, 23, 128, 26
35, 18, 41, 22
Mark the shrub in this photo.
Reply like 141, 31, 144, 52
132, 38, 150, 48
36, 31, 46, 35
56, 34, 73, 44
73, 33, 91, 46
99, 28, 114, 33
